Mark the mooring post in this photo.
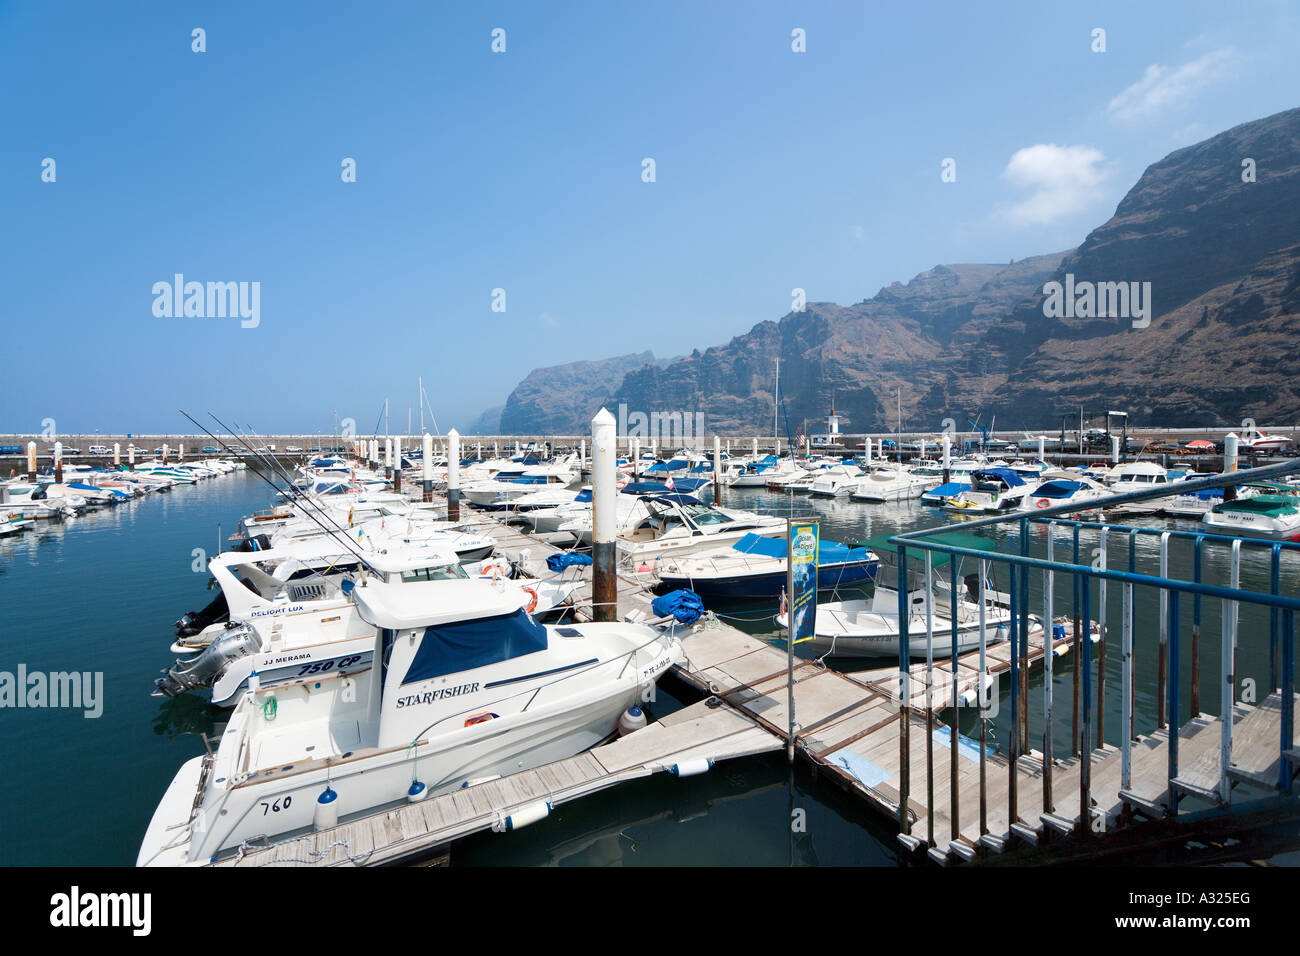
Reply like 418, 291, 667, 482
1038, 436, 1045, 462
591, 408, 618, 623
941, 435, 950, 484
384, 437, 393, 486
631, 437, 640, 481
393, 437, 402, 492
422, 433, 433, 503
161, 442, 168, 466
54, 441, 63, 484
1222, 433, 1239, 501
712, 435, 722, 506
447, 429, 461, 522
865, 438, 873, 466
27, 441, 37, 481
128, 444, 136, 472
113, 443, 121, 468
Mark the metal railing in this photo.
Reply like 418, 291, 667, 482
887, 458, 1300, 849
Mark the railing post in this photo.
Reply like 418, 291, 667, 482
1129, 531, 1138, 741
1072, 525, 1081, 757
1008, 560, 1019, 826
591, 409, 618, 623
897, 543, 911, 836
1219, 540, 1241, 805
1043, 524, 1055, 814
1281, 610, 1294, 795
1097, 528, 1108, 745
1020, 523, 1031, 756
924, 551, 935, 848
1121, 578, 1134, 791
1158, 532, 1170, 728
1168, 589, 1181, 815
1192, 536, 1203, 717
1270, 545, 1281, 694
1081, 558, 1093, 833
950, 555, 960, 843
978, 558, 988, 836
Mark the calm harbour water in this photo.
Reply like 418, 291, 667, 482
2, 473, 1296, 866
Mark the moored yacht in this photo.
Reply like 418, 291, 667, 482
138, 579, 683, 865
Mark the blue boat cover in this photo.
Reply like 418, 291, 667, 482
924, 482, 970, 497
546, 552, 593, 571
401, 609, 548, 684
573, 489, 592, 503
730, 532, 872, 565
972, 468, 1026, 487
651, 589, 704, 624
620, 481, 670, 495
1033, 479, 1086, 498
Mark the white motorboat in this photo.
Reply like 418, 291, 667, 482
850, 464, 935, 503
729, 455, 799, 488
1020, 472, 1110, 516
808, 464, 865, 498
138, 579, 683, 865
1103, 460, 1169, 494
944, 468, 1030, 514
1202, 493, 1300, 541
613, 494, 786, 564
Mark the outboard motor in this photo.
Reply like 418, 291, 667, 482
175, 592, 230, 637
232, 533, 272, 553
155, 622, 262, 698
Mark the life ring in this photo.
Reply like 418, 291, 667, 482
481, 559, 509, 580
522, 585, 539, 613
615, 477, 628, 489
1036, 498, 1051, 509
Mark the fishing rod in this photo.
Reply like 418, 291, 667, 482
214, 414, 387, 567
180, 410, 379, 574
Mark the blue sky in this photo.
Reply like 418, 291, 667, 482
3, 1, 1298, 435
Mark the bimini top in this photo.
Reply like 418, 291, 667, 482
355, 578, 525, 630
731, 532, 875, 565
1214, 494, 1300, 517
854, 531, 997, 568
971, 468, 1026, 487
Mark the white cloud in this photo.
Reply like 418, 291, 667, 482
1000, 143, 1109, 227
1106, 47, 1239, 124
538, 311, 557, 327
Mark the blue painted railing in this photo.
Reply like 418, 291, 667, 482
888, 457, 1300, 848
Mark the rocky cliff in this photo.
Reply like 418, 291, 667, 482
495, 107, 1300, 434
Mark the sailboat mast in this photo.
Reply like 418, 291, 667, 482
419, 377, 424, 434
